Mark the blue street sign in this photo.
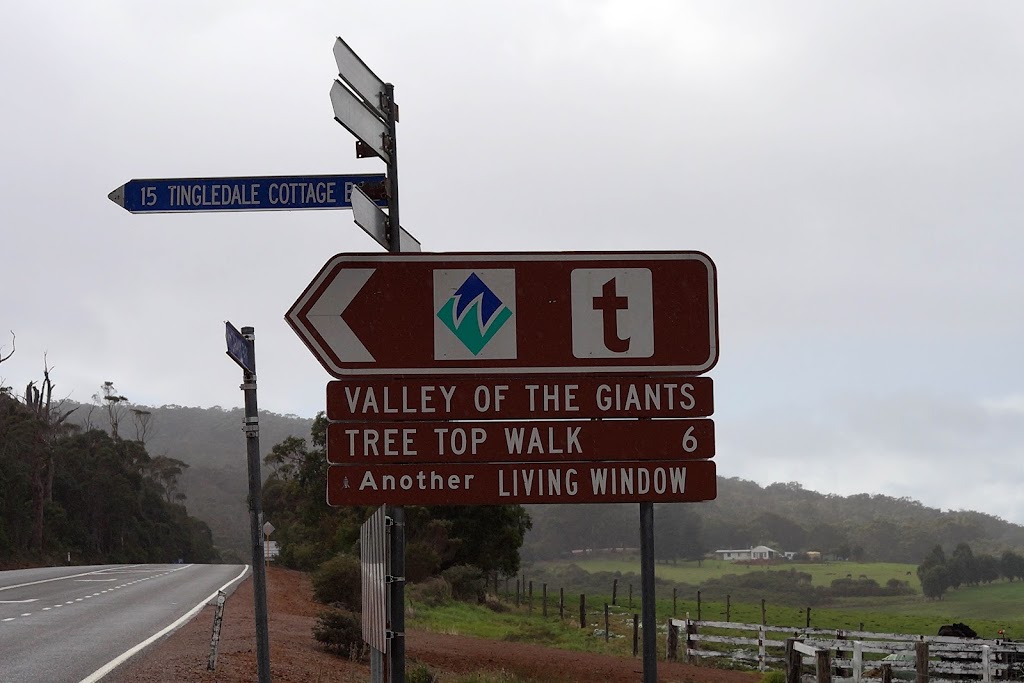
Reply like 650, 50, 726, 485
108, 174, 386, 214
225, 322, 256, 375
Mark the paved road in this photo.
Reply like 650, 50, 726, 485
0, 563, 247, 683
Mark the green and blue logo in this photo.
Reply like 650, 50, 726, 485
436, 272, 513, 356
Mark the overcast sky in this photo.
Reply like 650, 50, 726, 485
4, 1, 1023, 525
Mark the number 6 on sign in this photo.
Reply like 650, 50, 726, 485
682, 426, 698, 453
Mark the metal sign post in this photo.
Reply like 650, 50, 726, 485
226, 324, 272, 683
328, 36, 409, 683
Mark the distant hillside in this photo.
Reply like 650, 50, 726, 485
63, 402, 1024, 565
523, 478, 1024, 563
66, 402, 313, 559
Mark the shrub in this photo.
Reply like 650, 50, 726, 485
407, 664, 439, 683
761, 671, 786, 683
281, 541, 330, 571
409, 576, 451, 607
405, 542, 442, 583
312, 553, 361, 609
442, 565, 486, 602
312, 608, 365, 659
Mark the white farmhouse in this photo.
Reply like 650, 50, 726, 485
713, 545, 779, 561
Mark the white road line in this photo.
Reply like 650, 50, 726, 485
78, 565, 250, 683
75, 579, 117, 582
0, 565, 142, 593
0, 599, 38, 604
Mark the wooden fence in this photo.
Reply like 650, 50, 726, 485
666, 617, 1024, 682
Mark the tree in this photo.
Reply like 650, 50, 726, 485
147, 455, 189, 503
22, 361, 77, 551
1001, 550, 1024, 582
976, 553, 1000, 584
920, 564, 950, 600
131, 408, 155, 445
655, 503, 706, 564
949, 543, 976, 588
95, 381, 129, 439
917, 544, 947, 580
0, 331, 14, 394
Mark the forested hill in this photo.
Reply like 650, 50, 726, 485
523, 478, 1024, 563
0, 392, 221, 568
63, 401, 313, 560
52, 400, 1024, 565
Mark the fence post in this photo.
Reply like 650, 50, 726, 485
880, 663, 892, 683
629, 583, 633, 609
815, 648, 831, 683
785, 638, 801, 683
666, 619, 679, 661
726, 594, 731, 622
914, 640, 928, 683
542, 583, 548, 618
560, 587, 564, 620
633, 614, 639, 657
579, 594, 586, 628
761, 598, 766, 626
852, 641, 863, 683
672, 588, 677, 617
686, 618, 697, 663
604, 603, 610, 641
529, 580, 533, 612
207, 590, 226, 671
696, 590, 701, 621
758, 625, 767, 672
612, 578, 618, 605
806, 606, 812, 629
515, 578, 520, 607
982, 644, 991, 683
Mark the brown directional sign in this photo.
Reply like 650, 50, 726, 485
326, 374, 713, 421
326, 459, 717, 506
286, 252, 718, 377
327, 418, 715, 464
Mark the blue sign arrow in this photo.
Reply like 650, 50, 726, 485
108, 174, 386, 214
225, 321, 256, 374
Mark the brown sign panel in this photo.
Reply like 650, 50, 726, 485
326, 460, 717, 506
327, 374, 713, 421
327, 418, 714, 464
287, 252, 718, 377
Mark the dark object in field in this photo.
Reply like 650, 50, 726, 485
938, 623, 978, 638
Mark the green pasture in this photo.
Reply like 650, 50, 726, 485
406, 599, 639, 658
536, 557, 922, 591
518, 558, 1024, 637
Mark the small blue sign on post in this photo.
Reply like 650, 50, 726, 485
225, 322, 256, 375
109, 174, 386, 214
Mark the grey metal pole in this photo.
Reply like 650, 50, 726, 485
240, 326, 272, 683
388, 506, 405, 683
384, 82, 400, 254
639, 502, 657, 683
383, 82, 405, 683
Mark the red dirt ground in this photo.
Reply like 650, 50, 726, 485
105, 566, 761, 683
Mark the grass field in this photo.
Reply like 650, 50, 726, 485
538, 557, 923, 591
524, 556, 1024, 638
404, 559, 1024, 673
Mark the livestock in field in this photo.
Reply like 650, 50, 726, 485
938, 623, 978, 638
